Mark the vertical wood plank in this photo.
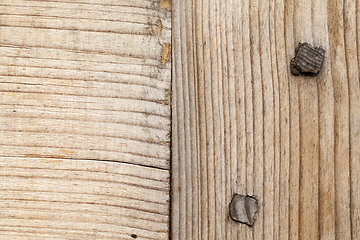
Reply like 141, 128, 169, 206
172, 0, 359, 239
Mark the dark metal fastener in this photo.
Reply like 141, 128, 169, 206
290, 42, 325, 76
229, 194, 258, 226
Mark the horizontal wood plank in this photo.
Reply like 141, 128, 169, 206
0, 0, 171, 239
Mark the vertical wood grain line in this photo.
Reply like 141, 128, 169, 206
274, 0, 291, 238
243, 3, 255, 239
314, 0, 336, 239
285, 0, 301, 238
328, 0, 352, 239
181, 0, 193, 238
261, 0, 276, 238
195, 0, 209, 238
213, 0, 226, 237
221, 0, 237, 238
242, 0, 254, 204
203, 0, 216, 238
269, 0, 281, 238
343, 1, 360, 240
349, 1, 360, 238
189, 1, 201, 238
249, 1, 265, 239
171, 0, 181, 238
235, 1, 254, 238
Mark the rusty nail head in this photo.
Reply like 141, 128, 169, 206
229, 194, 258, 226
290, 42, 325, 76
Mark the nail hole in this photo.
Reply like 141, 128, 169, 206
131, 234, 138, 238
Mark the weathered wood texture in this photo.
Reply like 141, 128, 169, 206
0, 0, 171, 239
171, 0, 360, 239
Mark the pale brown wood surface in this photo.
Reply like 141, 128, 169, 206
171, 0, 360, 239
0, 0, 171, 239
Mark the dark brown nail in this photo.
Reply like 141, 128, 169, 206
229, 194, 258, 226
290, 42, 325, 76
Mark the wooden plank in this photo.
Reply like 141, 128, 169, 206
0, 0, 171, 239
0, 157, 169, 239
171, 0, 360, 239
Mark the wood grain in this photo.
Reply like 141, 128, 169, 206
171, 0, 360, 239
0, 0, 171, 239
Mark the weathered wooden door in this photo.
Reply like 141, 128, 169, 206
171, 0, 360, 239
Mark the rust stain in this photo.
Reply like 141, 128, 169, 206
40, 158, 64, 164
161, 43, 170, 64
60, 149, 76, 155
157, 19, 162, 36
146, 24, 154, 36
25, 154, 66, 161
25, 154, 46, 158
160, 0, 171, 11
91, 165, 108, 172
3, 92, 46, 100
25, 149, 76, 160
167, 88, 172, 106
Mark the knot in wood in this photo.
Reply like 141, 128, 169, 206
290, 42, 325, 76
